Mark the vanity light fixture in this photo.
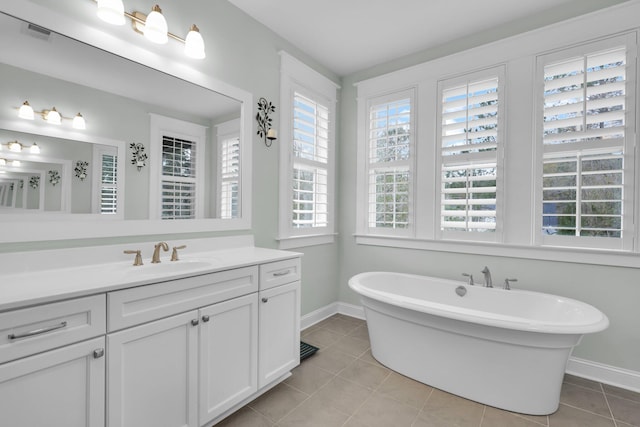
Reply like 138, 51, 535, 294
94, 1, 206, 59
16, 101, 87, 129
0, 158, 22, 167
256, 97, 277, 147
2, 141, 42, 154
30, 143, 41, 154
8, 141, 22, 153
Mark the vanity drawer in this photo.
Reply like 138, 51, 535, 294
108, 266, 259, 331
259, 258, 301, 290
0, 294, 106, 364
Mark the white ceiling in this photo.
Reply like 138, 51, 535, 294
229, 0, 589, 76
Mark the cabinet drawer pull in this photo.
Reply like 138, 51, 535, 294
273, 270, 290, 277
202, 315, 210, 323
93, 348, 105, 359
8, 321, 68, 340
191, 319, 200, 326
262, 297, 269, 303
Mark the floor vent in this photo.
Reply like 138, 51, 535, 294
300, 341, 319, 361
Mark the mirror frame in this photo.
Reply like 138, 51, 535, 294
0, 2, 253, 243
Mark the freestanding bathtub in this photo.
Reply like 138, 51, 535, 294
348, 271, 609, 415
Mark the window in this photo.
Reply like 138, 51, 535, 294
99, 151, 118, 214
149, 114, 207, 220
216, 119, 241, 219
537, 38, 634, 250
278, 52, 339, 248
437, 70, 503, 241
365, 91, 414, 233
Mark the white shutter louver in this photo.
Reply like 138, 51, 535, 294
220, 136, 240, 219
161, 136, 197, 220
100, 153, 117, 214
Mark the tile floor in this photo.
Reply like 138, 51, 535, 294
218, 314, 640, 427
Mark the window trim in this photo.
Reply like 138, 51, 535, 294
278, 51, 339, 249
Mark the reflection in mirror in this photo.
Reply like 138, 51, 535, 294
0, 11, 243, 223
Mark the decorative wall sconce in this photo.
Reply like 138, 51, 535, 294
29, 176, 40, 189
130, 142, 147, 171
256, 97, 277, 147
75, 161, 89, 181
18, 101, 86, 129
20, 180, 24, 189
48, 170, 61, 186
94, 1, 206, 59
1, 140, 40, 154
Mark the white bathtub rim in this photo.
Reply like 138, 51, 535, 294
348, 271, 609, 335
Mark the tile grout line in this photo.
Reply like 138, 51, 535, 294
601, 382, 620, 427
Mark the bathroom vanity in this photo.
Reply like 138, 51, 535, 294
0, 238, 301, 427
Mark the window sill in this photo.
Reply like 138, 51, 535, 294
354, 234, 640, 269
278, 233, 337, 249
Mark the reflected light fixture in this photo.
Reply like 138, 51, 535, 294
30, 143, 41, 154
94, 1, 205, 59
16, 101, 87, 129
18, 101, 34, 120
46, 107, 62, 125
73, 113, 87, 130
9, 141, 22, 153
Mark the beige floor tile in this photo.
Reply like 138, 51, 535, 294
302, 327, 344, 348
321, 317, 363, 335
215, 407, 274, 427
343, 416, 371, 427
348, 324, 370, 341
358, 349, 387, 369
376, 371, 432, 409
311, 376, 372, 416
338, 358, 390, 390
284, 362, 335, 395
603, 383, 640, 403
248, 383, 309, 423
276, 395, 350, 427
481, 406, 548, 426
564, 374, 603, 392
333, 335, 371, 357
305, 346, 357, 374
560, 382, 611, 417
549, 404, 615, 427
420, 389, 484, 427
351, 392, 419, 426
607, 394, 640, 426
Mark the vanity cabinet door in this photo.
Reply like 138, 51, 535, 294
0, 337, 106, 427
258, 281, 301, 388
107, 311, 198, 427
198, 293, 258, 425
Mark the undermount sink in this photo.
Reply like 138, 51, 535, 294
126, 259, 216, 276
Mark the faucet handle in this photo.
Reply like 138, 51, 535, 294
171, 245, 187, 261
462, 273, 474, 286
503, 278, 517, 290
124, 250, 143, 266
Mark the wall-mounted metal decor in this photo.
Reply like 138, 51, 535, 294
74, 160, 89, 180
48, 170, 61, 186
130, 142, 147, 171
256, 97, 277, 147
29, 176, 39, 189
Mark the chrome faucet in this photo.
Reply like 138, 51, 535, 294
481, 266, 493, 288
151, 242, 169, 263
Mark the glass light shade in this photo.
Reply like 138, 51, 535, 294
30, 143, 41, 154
73, 113, 86, 130
185, 25, 206, 59
11, 160, 20, 167
46, 108, 62, 125
18, 101, 34, 120
8, 141, 22, 152
0, 159, 6, 166
97, 0, 126, 26
144, 5, 168, 44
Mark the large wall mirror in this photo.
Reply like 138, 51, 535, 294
0, 5, 253, 243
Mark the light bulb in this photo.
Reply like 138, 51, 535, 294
73, 113, 86, 130
46, 107, 62, 125
185, 24, 205, 59
8, 141, 22, 152
97, 0, 126, 26
30, 143, 41, 154
18, 101, 34, 120
144, 5, 168, 44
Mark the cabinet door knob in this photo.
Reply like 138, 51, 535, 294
262, 297, 269, 303
202, 315, 210, 322
191, 319, 199, 326
93, 348, 105, 359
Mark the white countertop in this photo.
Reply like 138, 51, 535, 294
0, 237, 301, 312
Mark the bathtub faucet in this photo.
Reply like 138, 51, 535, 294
462, 273, 475, 286
481, 266, 493, 288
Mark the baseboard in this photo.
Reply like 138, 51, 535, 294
567, 357, 640, 393
302, 302, 640, 393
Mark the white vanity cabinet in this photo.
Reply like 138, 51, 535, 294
0, 295, 107, 427
258, 259, 301, 388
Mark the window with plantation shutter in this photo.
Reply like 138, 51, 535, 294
438, 70, 503, 239
100, 152, 117, 214
538, 38, 635, 250
161, 136, 197, 220
278, 52, 338, 248
366, 91, 413, 233
219, 135, 240, 219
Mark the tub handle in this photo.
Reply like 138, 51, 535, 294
462, 273, 474, 286
455, 286, 467, 297
503, 278, 517, 290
